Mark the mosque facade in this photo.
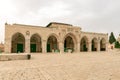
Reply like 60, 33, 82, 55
4, 22, 108, 53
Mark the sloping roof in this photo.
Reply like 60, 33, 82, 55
46, 22, 72, 27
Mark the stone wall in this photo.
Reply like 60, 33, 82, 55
0, 54, 29, 61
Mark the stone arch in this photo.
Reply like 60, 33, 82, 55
47, 34, 59, 52
100, 38, 106, 51
63, 33, 77, 52
91, 38, 98, 51
47, 33, 59, 42
11, 32, 25, 53
30, 33, 42, 53
80, 36, 89, 51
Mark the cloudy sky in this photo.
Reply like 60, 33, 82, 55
0, 0, 120, 42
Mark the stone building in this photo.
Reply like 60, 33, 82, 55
4, 22, 108, 53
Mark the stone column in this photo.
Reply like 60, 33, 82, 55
42, 40, 47, 53
37, 42, 40, 52
77, 42, 80, 53
59, 42, 64, 53
37, 42, 39, 52
88, 42, 91, 52
105, 41, 108, 51
25, 31, 30, 53
97, 41, 100, 51
25, 38, 30, 53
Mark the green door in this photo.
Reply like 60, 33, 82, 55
17, 44, 23, 53
47, 44, 50, 52
83, 44, 87, 51
92, 44, 94, 51
31, 44, 36, 52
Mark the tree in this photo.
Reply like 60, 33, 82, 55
109, 32, 116, 44
115, 41, 120, 48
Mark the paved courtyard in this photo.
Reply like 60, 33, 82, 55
0, 51, 120, 80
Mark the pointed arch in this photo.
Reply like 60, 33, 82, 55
100, 38, 106, 51
91, 38, 98, 51
63, 33, 77, 52
30, 33, 42, 53
47, 34, 59, 52
80, 36, 89, 51
11, 32, 25, 53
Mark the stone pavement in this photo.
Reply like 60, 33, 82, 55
0, 52, 120, 80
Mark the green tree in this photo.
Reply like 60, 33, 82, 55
109, 32, 116, 44
115, 41, 120, 48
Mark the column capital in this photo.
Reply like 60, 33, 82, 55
88, 41, 91, 44
77, 41, 80, 43
42, 39, 47, 42
26, 38, 30, 40
58, 41, 64, 43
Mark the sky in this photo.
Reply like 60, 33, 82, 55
0, 0, 120, 43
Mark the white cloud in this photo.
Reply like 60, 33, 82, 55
38, 1, 71, 18
0, 0, 120, 42
0, 0, 17, 16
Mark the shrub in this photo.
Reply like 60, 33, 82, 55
115, 41, 120, 48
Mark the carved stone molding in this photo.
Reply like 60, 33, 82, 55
26, 31, 30, 36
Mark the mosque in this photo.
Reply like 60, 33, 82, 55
4, 22, 108, 53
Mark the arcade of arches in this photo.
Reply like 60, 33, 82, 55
5, 22, 108, 53
11, 33, 107, 53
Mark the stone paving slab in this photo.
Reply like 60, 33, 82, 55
0, 52, 120, 80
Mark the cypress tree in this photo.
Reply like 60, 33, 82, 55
109, 32, 116, 44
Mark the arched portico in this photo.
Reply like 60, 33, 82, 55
47, 35, 58, 52
30, 34, 42, 53
91, 38, 98, 51
80, 36, 89, 52
5, 22, 108, 54
63, 33, 77, 52
11, 32, 25, 53
100, 38, 106, 51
